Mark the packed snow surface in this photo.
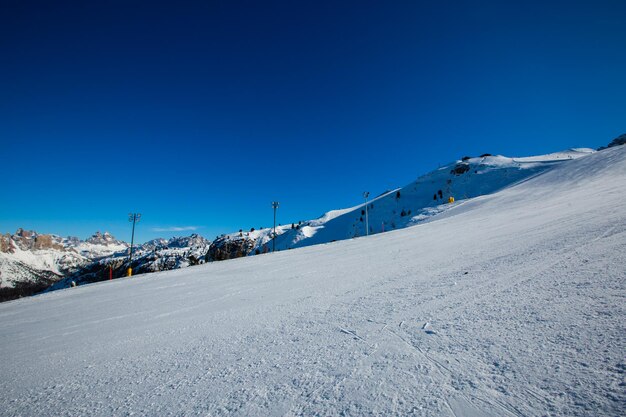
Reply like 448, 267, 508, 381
0, 147, 625, 416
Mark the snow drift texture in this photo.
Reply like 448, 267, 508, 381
0, 146, 624, 416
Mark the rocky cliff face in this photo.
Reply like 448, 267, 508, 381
206, 235, 256, 261
0, 234, 13, 253
1, 228, 66, 252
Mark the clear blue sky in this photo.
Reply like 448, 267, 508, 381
1, 0, 625, 243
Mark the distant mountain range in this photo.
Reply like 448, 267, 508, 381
1, 136, 623, 302
0, 230, 209, 301
46, 234, 211, 293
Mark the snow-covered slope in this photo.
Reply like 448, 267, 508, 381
216, 149, 595, 255
0, 146, 624, 416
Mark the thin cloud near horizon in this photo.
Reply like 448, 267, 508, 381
151, 226, 201, 232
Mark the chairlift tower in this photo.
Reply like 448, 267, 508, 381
271, 201, 279, 252
363, 192, 370, 236
128, 213, 141, 275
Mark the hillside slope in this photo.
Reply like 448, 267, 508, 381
215, 149, 595, 255
0, 146, 624, 416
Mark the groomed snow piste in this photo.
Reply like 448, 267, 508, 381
0, 146, 624, 416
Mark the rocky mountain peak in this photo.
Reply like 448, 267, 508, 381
86, 231, 123, 246
7, 229, 64, 251
15, 228, 35, 239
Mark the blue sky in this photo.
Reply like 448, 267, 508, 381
1, 0, 625, 243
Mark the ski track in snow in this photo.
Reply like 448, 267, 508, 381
0, 147, 625, 416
